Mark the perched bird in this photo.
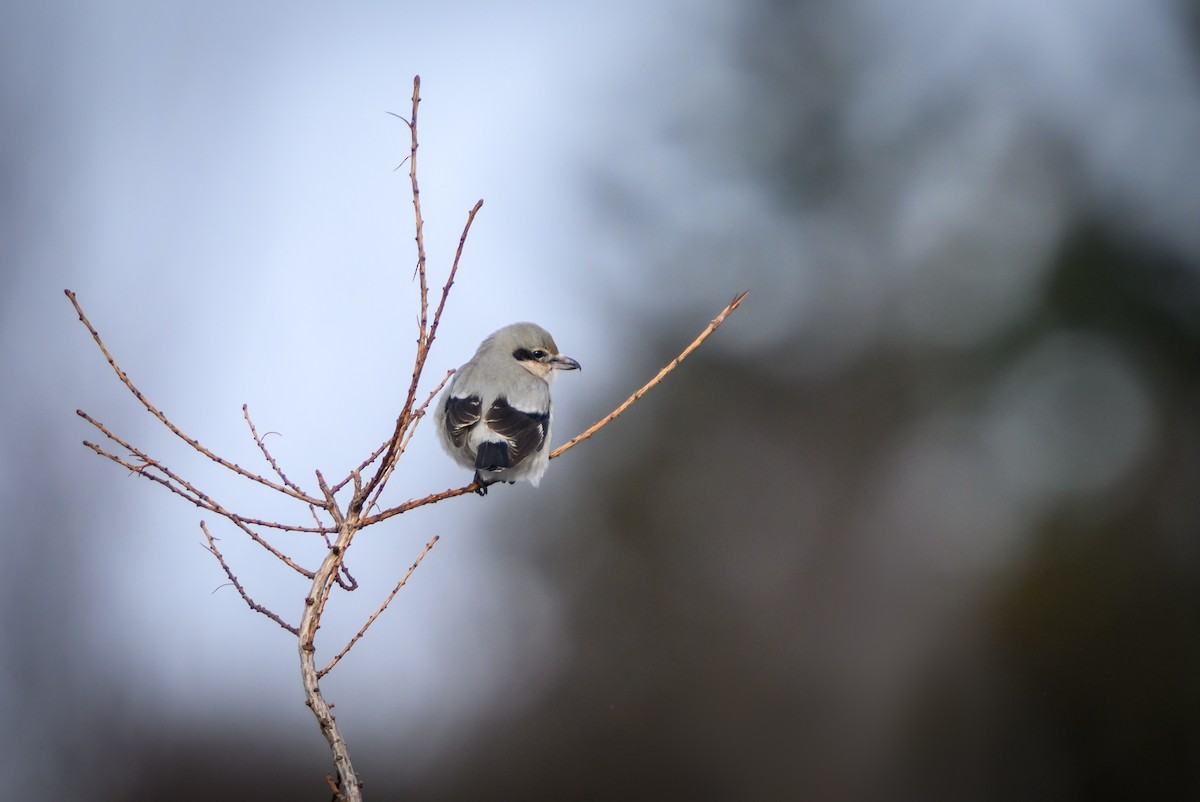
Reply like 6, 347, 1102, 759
438, 322, 580, 494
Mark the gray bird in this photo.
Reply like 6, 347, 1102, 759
437, 322, 580, 494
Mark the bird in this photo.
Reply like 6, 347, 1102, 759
437, 322, 580, 494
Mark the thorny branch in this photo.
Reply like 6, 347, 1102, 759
69, 74, 746, 801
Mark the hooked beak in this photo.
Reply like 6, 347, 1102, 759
550, 354, 581, 371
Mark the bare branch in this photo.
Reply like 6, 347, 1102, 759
78, 415, 318, 576
335, 563, 358, 592
364, 368, 455, 514
410, 75, 429, 349
243, 404, 309, 497
358, 100, 483, 509
64, 289, 325, 507
428, 199, 483, 352
82, 437, 330, 534
551, 291, 749, 460
332, 432, 391, 494
319, 535, 439, 677
299, 514, 361, 800
360, 483, 478, 527
202, 522, 299, 635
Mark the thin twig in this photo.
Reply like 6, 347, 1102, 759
410, 75, 429, 351
318, 535, 439, 677
336, 563, 358, 592
333, 368, 454, 496
360, 483, 477, 527
428, 200, 483, 351
551, 291, 749, 460
332, 432, 391, 494
79, 416, 319, 575
83, 437, 331, 534
364, 368, 455, 514
356, 80, 429, 508
202, 522, 299, 635
244, 404, 308, 496
358, 114, 483, 508
64, 290, 325, 507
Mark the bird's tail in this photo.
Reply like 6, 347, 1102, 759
474, 441, 510, 473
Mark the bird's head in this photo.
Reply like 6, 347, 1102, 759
485, 322, 581, 381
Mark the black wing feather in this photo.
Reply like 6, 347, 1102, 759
485, 397, 548, 467
444, 395, 482, 448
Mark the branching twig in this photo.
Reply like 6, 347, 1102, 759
359, 198, 482, 509
79, 413, 319, 574
360, 483, 478, 527
202, 522, 299, 635
299, 514, 360, 799
551, 291, 748, 460
364, 368, 455, 514
65, 289, 325, 507
428, 200, 483, 353
319, 535, 439, 678
244, 404, 308, 497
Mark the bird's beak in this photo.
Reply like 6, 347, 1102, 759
550, 354, 581, 371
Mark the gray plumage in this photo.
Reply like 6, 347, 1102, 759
437, 322, 580, 494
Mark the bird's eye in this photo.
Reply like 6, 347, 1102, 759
531, 349, 547, 360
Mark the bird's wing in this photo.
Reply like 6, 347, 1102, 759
484, 397, 549, 468
443, 395, 482, 448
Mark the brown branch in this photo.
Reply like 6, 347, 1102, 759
324, 773, 346, 801
358, 80, 484, 510
362, 200, 482, 503
79, 423, 318, 577
243, 404, 308, 497
360, 483, 478, 527
360, 199, 482, 506
202, 522, 299, 635
299, 513, 361, 801
64, 289, 325, 507
333, 367, 454, 498
335, 563, 358, 592
356, 80, 428, 510
318, 535, 439, 678
428, 199, 483, 352
332, 434, 391, 494
364, 368, 456, 514
83, 437, 330, 535
551, 291, 748, 460
406, 76, 429, 348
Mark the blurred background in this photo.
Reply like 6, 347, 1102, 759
3, 1, 1199, 799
